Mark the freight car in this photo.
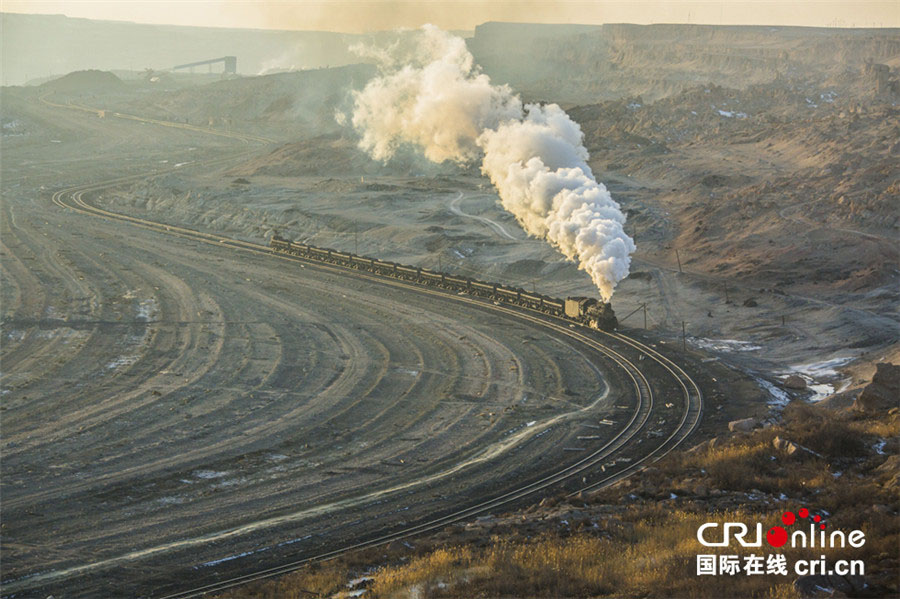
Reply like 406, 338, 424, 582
269, 234, 617, 331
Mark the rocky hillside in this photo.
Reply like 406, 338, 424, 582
470, 22, 900, 103
566, 68, 898, 310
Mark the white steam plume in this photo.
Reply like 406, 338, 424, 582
348, 25, 635, 301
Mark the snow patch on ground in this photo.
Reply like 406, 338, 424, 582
106, 355, 138, 370
157, 495, 187, 505
754, 376, 791, 406
349, 576, 374, 587
807, 383, 836, 402
212, 477, 247, 489
717, 109, 748, 118
781, 356, 853, 402
193, 470, 229, 480
690, 337, 761, 353
136, 298, 157, 321
6, 330, 26, 341
394, 367, 420, 376
2, 119, 29, 137
199, 549, 257, 567
789, 357, 852, 379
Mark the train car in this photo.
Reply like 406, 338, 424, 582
544, 298, 565, 316
351, 256, 375, 269
473, 282, 498, 299
268, 235, 616, 331
520, 292, 544, 309
565, 297, 618, 330
270, 235, 292, 253
396, 265, 418, 278
497, 287, 519, 302
372, 260, 394, 275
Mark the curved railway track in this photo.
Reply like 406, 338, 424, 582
43, 167, 702, 599
7, 100, 702, 597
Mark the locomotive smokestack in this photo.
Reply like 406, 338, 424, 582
344, 25, 634, 301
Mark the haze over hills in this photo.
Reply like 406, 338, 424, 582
471, 21, 900, 103
0, 12, 365, 85
4, 12, 899, 99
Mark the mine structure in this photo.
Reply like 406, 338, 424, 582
171, 56, 237, 74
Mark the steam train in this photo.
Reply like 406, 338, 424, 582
270, 234, 617, 331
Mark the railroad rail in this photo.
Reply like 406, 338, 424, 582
44, 174, 702, 599
21, 99, 703, 598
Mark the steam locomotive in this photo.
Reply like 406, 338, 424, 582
270, 234, 617, 331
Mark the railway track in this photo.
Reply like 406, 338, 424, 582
43, 171, 703, 598
12, 100, 703, 597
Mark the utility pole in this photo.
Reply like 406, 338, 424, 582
682, 321, 687, 351
438, 254, 442, 272
643, 303, 647, 329
675, 249, 683, 274
354, 222, 358, 255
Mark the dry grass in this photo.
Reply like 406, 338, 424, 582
218, 566, 347, 599
369, 511, 810, 598
664, 403, 898, 500
372, 547, 475, 594
217, 406, 898, 599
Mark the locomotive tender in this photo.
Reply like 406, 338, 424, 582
270, 234, 617, 331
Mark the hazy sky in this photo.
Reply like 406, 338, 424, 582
3, 1, 897, 31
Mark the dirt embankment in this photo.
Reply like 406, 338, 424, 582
38, 69, 125, 93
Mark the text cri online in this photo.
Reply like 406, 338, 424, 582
697, 523, 866, 549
